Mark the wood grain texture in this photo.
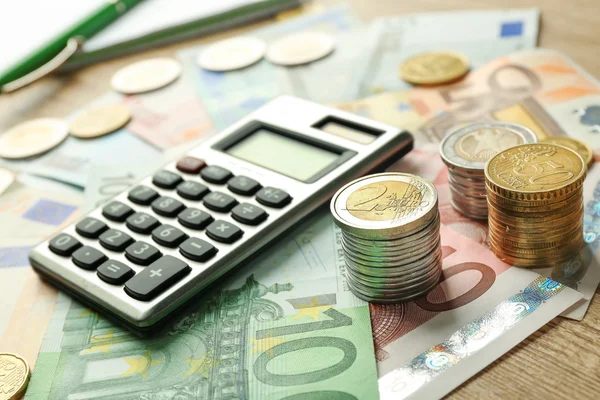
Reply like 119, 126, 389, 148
1, 0, 599, 398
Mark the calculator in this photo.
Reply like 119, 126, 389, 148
29, 96, 413, 333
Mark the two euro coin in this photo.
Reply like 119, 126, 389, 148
485, 143, 586, 268
331, 173, 442, 303
440, 122, 537, 220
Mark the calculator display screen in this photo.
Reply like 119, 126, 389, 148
226, 129, 340, 182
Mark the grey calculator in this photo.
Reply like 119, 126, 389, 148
29, 96, 413, 334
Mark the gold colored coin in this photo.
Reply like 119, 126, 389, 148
539, 137, 593, 167
70, 104, 131, 139
346, 180, 424, 222
400, 51, 469, 85
0, 353, 30, 400
485, 143, 586, 198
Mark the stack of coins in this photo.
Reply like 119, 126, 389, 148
439, 122, 538, 220
331, 173, 442, 303
485, 143, 586, 268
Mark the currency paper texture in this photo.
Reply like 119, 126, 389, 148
25, 211, 379, 399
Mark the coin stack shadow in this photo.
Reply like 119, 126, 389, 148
440, 122, 538, 220
484, 143, 586, 268
331, 173, 443, 303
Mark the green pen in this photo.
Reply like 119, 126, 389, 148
0, 0, 143, 93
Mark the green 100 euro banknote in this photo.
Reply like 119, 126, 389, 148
25, 212, 378, 399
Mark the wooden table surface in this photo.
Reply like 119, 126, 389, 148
2, 0, 600, 398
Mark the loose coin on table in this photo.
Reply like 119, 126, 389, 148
440, 122, 537, 220
0, 353, 30, 400
331, 172, 442, 303
111, 58, 181, 94
197, 36, 266, 71
266, 32, 335, 66
70, 104, 131, 139
400, 51, 469, 85
539, 136, 593, 167
0, 118, 69, 159
485, 143, 586, 268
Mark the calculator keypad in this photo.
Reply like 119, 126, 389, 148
201, 165, 233, 184
75, 217, 108, 239
151, 224, 189, 248
206, 220, 243, 243
128, 186, 159, 205
72, 246, 108, 270
97, 260, 135, 285
126, 212, 160, 234
99, 229, 135, 252
203, 191, 238, 212
102, 201, 134, 222
153, 170, 183, 189
124, 255, 191, 301
125, 241, 162, 266
47, 159, 293, 308
49, 233, 82, 256
151, 196, 185, 217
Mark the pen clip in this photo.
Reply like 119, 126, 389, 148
1, 37, 83, 94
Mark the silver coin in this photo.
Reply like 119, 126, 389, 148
346, 269, 442, 303
0, 118, 68, 159
347, 266, 442, 295
331, 173, 438, 240
111, 58, 181, 94
346, 255, 442, 289
439, 122, 538, 171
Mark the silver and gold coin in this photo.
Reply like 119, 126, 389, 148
439, 122, 537, 219
331, 173, 442, 303
0, 353, 30, 400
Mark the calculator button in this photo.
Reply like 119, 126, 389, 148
231, 203, 268, 226
256, 187, 292, 208
102, 201, 134, 222
97, 260, 135, 285
75, 217, 108, 239
203, 191, 238, 212
152, 224, 189, 248
99, 229, 134, 252
125, 241, 162, 266
49, 233, 82, 256
200, 165, 233, 184
179, 237, 218, 262
151, 196, 186, 217
176, 157, 206, 174
227, 176, 261, 196
176, 181, 210, 200
206, 220, 244, 243
126, 212, 160, 234
128, 185, 159, 205
124, 255, 191, 301
72, 246, 108, 271
177, 208, 213, 230
152, 170, 183, 189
